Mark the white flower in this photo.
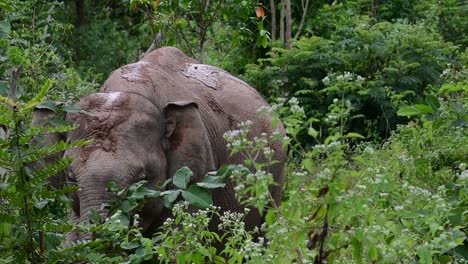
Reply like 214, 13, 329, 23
263, 147, 274, 156
363, 146, 375, 154
290, 104, 305, 115
289, 97, 299, 105
276, 97, 287, 104
224, 129, 242, 141
459, 163, 467, 171
459, 169, 468, 180
441, 69, 450, 76
356, 184, 367, 190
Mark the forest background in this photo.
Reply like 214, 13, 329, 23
0, 0, 467, 263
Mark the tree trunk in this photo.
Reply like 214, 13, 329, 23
270, 0, 276, 42
143, 30, 165, 57
279, 0, 285, 46
284, 0, 292, 49
75, 0, 85, 27
371, 0, 379, 20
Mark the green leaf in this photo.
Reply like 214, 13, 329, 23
36, 101, 59, 112
261, 35, 268, 48
397, 104, 434, 117
176, 254, 185, 264
215, 164, 248, 179
121, 200, 138, 213
196, 181, 226, 189
344, 132, 365, 139
160, 178, 172, 189
0, 222, 12, 236
265, 209, 276, 226
454, 242, 468, 259
173, 166, 192, 189
48, 117, 70, 127
308, 126, 319, 138
417, 246, 432, 264
62, 104, 82, 113
429, 221, 440, 236
440, 83, 463, 93
181, 185, 212, 209
107, 181, 120, 192
327, 202, 343, 222
368, 244, 378, 262
351, 236, 362, 263
197, 171, 227, 189
0, 20, 10, 38
303, 159, 313, 173
120, 240, 140, 250
425, 95, 440, 111
131, 185, 160, 200
162, 189, 181, 208
34, 198, 53, 209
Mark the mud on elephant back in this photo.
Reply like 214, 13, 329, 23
32, 47, 286, 245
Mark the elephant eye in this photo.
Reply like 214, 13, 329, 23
66, 168, 76, 183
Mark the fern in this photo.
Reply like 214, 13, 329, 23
0, 80, 86, 262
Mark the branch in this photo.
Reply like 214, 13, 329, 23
143, 30, 165, 57
293, 0, 309, 40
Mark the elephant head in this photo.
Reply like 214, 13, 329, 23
33, 91, 215, 242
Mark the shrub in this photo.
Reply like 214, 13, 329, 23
243, 16, 458, 141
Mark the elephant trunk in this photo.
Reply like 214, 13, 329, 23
65, 182, 113, 246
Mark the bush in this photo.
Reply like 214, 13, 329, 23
0, 81, 88, 262
0, 0, 99, 102
243, 15, 458, 141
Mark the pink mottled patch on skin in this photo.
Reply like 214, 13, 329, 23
121, 61, 150, 82
68, 93, 131, 161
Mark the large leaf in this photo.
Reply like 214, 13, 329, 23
196, 171, 227, 189
172, 166, 192, 189
36, 101, 59, 112
162, 189, 181, 208
62, 104, 82, 113
0, 20, 10, 38
397, 104, 434, 117
130, 183, 161, 200
425, 95, 440, 111
0, 222, 11, 236
34, 198, 54, 209
196, 181, 226, 189
181, 185, 212, 209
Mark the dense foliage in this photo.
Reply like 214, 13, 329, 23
0, 0, 466, 263
243, 1, 466, 142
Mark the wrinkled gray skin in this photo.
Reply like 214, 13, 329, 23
32, 47, 286, 244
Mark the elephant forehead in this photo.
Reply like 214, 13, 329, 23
70, 106, 131, 159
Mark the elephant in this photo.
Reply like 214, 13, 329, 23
32, 47, 286, 243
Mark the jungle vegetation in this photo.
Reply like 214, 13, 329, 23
0, 0, 467, 263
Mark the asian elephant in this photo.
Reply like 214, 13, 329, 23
32, 47, 286, 243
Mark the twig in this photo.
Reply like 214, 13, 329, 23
143, 30, 165, 57
294, 0, 310, 40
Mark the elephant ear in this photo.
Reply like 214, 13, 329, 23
163, 101, 215, 182
31, 107, 67, 188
